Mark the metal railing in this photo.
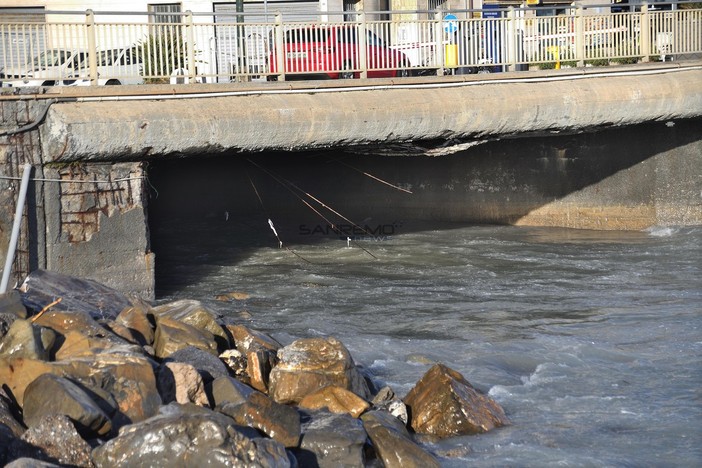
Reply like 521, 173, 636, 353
1, 4, 700, 86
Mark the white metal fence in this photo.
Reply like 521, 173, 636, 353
1, 4, 700, 86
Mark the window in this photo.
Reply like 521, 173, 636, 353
148, 3, 182, 24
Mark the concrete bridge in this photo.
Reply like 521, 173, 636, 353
1, 62, 701, 298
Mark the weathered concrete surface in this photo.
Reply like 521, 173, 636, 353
37, 64, 702, 162
1, 63, 701, 297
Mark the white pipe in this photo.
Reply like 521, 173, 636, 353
1, 163, 32, 294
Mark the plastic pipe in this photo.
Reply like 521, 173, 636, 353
1, 163, 32, 294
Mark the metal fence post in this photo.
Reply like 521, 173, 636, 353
275, 12, 285, 81
358, 12, 368, 79
575, 5, 585, 67
507, 7, 516, 72
434, 10, 444, 76
185, 10, 196, 80
85, 9, 98, 85
640, 4, 651, 62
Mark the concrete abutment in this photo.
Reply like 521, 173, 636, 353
1, 64, 701, 297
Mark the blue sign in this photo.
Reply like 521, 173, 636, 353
443, 14, 458, 34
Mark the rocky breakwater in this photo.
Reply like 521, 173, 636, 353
0, 269, 510, 467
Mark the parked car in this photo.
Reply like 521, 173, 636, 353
63, 47, 144, 86
1, 49, 88, 87
268, 25, 411, 80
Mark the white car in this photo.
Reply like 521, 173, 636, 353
63, 47, 144, 86
1, 49, 88, 87
1, 47, 143, 87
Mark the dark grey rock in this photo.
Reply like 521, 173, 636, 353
294, 410, 367, 468
19, 270, 133, 321
5, 458, 61, 468
21, 414, 93, 467
22, 374, 112, 438
209, 376, 256, 408
0, 291, 28, 318
91, 402, 290, 468
165, 345, 229, 382
0, 388, 25, 437
361, 410, 440, 468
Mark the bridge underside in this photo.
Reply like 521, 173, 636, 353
1, 63, 701, 298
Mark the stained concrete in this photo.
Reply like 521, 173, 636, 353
1, 63, 701, 296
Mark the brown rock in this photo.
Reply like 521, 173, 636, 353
403, 363, 510, 437
153, 316, 218, 359
20, 414, 93, 467
299, 386, 370, 418
246, 349, 276, 393
0, 319, 49, 360
115, 302, 155, 346
226, 324, 281, 354
57, 352, 161, 429
361, 410, 440, 468
0, 357, 56, 407
33, 311, 138, 359
152, 299, 229, 350
219, 392, 301, 448
157, 362, 209, 407
268, 337, 370, 404
22, 373, 112, 437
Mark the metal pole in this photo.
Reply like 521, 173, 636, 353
1, 163, 32, 294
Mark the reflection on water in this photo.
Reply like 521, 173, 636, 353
154, 221, 702, 466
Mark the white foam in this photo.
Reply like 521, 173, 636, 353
645, 226, 678, 237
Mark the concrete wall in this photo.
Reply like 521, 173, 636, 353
38, 64, 702, 162
1, 63, 701, 296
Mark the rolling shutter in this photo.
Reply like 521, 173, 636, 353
0, 7, 46, 73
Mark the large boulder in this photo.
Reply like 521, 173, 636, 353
209, 376, 256, 408
0, 319, 50, 360
226, 324, 281, 354
0, 357, 57, 407
0, 388, 25, 437
114, 298, 155, 346
18, 270, 134, 321
219, 391, 301, 448
0, 291, 28, 339
20, 414, 93, 467
299, 385, 370, 418
268, 337, 370, 404
91, 403, 290, 468
22, 373, 112, 438
294, 410, 367, 468
152, 316, 218, 358
361, 410, 440, 468
157, 362, 209, 407
152, 300, 229, 351
403, 363, 510, 437
165, 345, 229, 382
58, 352, 162, 429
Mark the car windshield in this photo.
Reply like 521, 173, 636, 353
98, 50, 121, 66
30, 50, 69, 68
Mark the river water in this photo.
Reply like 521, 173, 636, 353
153, 217, 701, 467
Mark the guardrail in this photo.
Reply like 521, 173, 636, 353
1, 4, 700, 86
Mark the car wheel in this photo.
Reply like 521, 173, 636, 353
266, 75, 278, 82
106, 79, 121, 85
